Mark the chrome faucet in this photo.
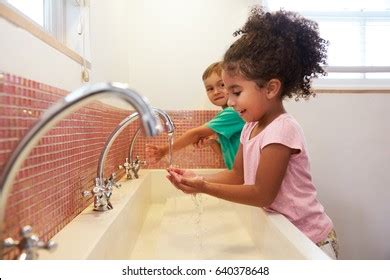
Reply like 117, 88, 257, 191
120, 158, 133, 179
0, 82, 163, 259
97, 108, 174, 187
129, 155, 145, 179
3, 225, 57, 260
82, 174, 121, 211
128, 108, 175, 177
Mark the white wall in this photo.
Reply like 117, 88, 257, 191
127, 0, 251, 110
286, 95, 390, 259
89, 0, 130, 84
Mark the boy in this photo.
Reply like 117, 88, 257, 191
145, 62, 244, 169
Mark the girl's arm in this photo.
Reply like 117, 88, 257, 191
167, 145, 244, 188
168, 143, 292, 208
202, 145, 244, 185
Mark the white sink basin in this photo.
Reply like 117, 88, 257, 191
39, 169, 329, 260
132, 195, 264, 259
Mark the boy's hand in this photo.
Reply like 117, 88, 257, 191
145, 144, 165, 164
166, 167, 205, 194
193, 136, 217, 149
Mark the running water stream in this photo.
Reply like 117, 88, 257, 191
191, 194, 204, 256
167, 132, 174, 167
166, 131, 204, 255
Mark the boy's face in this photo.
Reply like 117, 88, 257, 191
203, 72, 228, 107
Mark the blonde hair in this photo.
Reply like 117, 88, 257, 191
202, 62, 222, 81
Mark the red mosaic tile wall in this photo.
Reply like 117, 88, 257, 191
0, 72, 223, 259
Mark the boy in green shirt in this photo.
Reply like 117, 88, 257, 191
146, 62, 244, 169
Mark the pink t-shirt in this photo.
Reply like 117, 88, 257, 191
240, 113, 333, 243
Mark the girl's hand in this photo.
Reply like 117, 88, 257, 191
145, 144, 164, 164
167, 167, 197, 178
166, 167, 205, 194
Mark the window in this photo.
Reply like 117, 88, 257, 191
7, 0, 44, 25
264, 0, 390, 90
2, 0, 90, 71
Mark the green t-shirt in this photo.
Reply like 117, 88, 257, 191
207, 107, 245, 169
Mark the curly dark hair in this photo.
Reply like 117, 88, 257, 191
223, 6, 328, 100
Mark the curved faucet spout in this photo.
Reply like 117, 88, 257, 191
97, 112, 140, 182
152, 108, 175, 134
0, 82, 163, 258
128, 108, 175, 170
97, 107, 174, 182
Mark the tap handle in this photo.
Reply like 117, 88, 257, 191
4, 225, 57, 259
37, 239, 57, 251
120, 158, 131, 168
3, 237, 19, 248
133, 155, 147, 165
132, 156, 147, 167
82, 187, 101, 197
82, 178, 114, 211
109, 172, 117, 181
20, 225, 33, 237
119, 158, 130, 169
130, 157, 143, 179
82, 177, 105, 198
119, 158, 133, 180
82, 190, 91, 197
108, 172, 121, 188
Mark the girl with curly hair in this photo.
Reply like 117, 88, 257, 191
167, 7, 338, 259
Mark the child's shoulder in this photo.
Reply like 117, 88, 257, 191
264, 113, 297, 127
265, 113, 304, 139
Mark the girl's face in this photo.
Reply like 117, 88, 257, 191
222, 71, 269, 123
203, 72, 228, 107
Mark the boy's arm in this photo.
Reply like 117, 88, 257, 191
193, 136, 222, 155
171, 125, 215, 153
206, 138, 222, 156
146, 125, 215, 163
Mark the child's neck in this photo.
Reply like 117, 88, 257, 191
254, 105, 286, 135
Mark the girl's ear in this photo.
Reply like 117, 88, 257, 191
265, 79, 282, 99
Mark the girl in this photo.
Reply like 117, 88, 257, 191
167, 7, 339, 259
